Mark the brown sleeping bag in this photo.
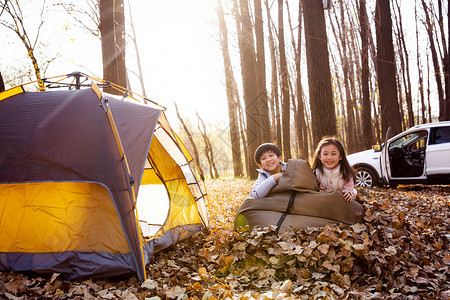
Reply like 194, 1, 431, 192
235, 159, 365, 233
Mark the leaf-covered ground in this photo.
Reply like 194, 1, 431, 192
1, 179, 449, 299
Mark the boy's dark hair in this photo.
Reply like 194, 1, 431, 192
254, 143, 282, 165
310, 136, 356, 182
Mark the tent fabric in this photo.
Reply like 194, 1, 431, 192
0, 181, 128, 253
143, 223, 204, 261
235, 159, 365, 233
141, 115, 209, 239
0, 82, 209, 282
0, 85, 23, 101
0, 252, 137, 281
0, 86, 163, 281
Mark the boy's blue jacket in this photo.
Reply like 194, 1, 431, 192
252, 162, 287, 198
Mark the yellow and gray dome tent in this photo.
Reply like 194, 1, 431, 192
0, 73, 209, 282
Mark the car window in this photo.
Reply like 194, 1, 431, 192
429, 126, 450, 144
410, 136, 427, 151
388, 131, 427, 150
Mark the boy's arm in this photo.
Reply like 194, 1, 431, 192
252, 173, 278, 198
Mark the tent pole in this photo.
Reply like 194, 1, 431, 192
100, 96, 147, 282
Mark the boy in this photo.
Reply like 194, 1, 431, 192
252, 143, 286, 198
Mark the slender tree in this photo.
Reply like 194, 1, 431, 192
127, 0, 147, 99
421, 0, 446, 121
254, 0, 271, 143
278, 0, 291, 159
217, 0, 243, 177
99, 0, 116, 93
427, 52, 433, 121
289, 0, 308, 159
414, 0, 427, 123
197, 113, 220, 179
237, 99, 249, 176
375, 0, 402, 139
175, 103, 203, 176
297, 2, 309, 159
302, 0, 337, 146
114, 0, 127, 89
0, 0, 47, 89
99, 0, 127, 95
234, 0, 260, 179
264, 0, 282, 148
336, 1, 357, 153
343, 1, 363, 150
437, 0, 449, 120
446, 0, 450, 120
359, 0, 374, 149
393, 0, 414, 128
0, 72, 4, 92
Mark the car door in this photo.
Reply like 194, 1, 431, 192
385, 130, 428, 180
380, 128, 392, 183
426, 126, 450, 176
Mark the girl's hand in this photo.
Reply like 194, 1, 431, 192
343, 191, 353, 202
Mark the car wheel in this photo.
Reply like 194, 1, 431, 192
355, 167, 378, 188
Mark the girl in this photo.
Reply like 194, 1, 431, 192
311, 137, 357, 202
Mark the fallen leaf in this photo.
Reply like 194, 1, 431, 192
351, 223, 367, 234
141, 279, 158, 289
165, 286, 186, 299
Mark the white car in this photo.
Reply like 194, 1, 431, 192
347, 121, 450, 187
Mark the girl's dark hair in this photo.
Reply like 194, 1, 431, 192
310, 136, 356, 182
254, 143, 282, 165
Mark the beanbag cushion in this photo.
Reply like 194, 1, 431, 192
235, 159, 365, 233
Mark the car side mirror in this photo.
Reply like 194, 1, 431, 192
372, 144, 382, 151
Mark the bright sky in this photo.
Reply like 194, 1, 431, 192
1, 1, 445, 126
0, 0, 229, 125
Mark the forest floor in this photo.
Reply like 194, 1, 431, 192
1, 178, 449, 299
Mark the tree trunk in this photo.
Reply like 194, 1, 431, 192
367, 8, 382, 139
264, 0, 282, 147
237, 100, 249, 176
291, 1, 308, 159
302, 0, 337, 146
254, 0, 271, 143
421, 0, 446, 121
395, 65, 406, 129
344, 3, 363, 151
175, 103, 203, 176
0, 72, 4, 92
427, 52, 433, 122
359, 0, 374, 149
415, 0, 427, 123
375, 0, 402, 139
437, 0, 450, 120
235, 0, 259, 179
113, 0, 127, 90
278, 0, 291, 160
99, 0, 117, 94
197, 113, 219, 179
217, 0, 243, 177
372, 92, 382, 144
394, 0, 414, 128
127, 1, 147, 99
99, 0, 127, 95
328, 19, 346, 142
338, 1, 357, 154
447, 0, 450, 120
